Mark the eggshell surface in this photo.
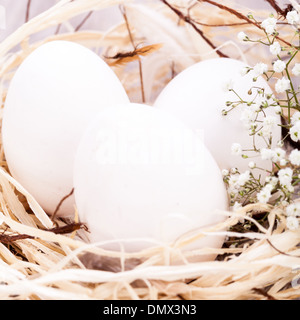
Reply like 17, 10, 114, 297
2, 41, 129, 216
154, 58, 281, 175
74, 103, 228, 260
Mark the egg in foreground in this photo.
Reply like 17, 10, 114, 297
74, 103, 228, 261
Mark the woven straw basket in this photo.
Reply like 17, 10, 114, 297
0, 0, 299, 300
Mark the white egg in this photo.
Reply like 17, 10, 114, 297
74, 103, 228, 260
2, 40, 129, 217
154, 58, 281, 176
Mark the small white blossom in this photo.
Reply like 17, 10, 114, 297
278, 168, 294, 187
237, 31, 248, 41
291, 111, 300, 125
240, 67, 249, 76
292, 63, 300, 76
248, 161, 256, 169
287, 10, 300, 25
277, 140, 284, 148
222, 169, 229, 176
274, 105, 282, 114
228, 174, 240, 190
238, 171, 251, 186
260, 148, 275, 161
272, 148, 286, 162
231, 143, 242, 156
261, 17, 277, 34
275, 77, 290, 93
223, 79, 234, 92
240, 108, 257, 129
273, 60, 286, 73
289, 149, 300, 166
231, 168, 238, 174
270, 41, 281, 55
286, 203, 300, 217
253, 62, 268, 77
280, 159, 287, 166
290, 121, 300, 142
270, 177, 279, 187
261, 116, 278, 138
257, 184, 273, 204
286, 216, 299, 230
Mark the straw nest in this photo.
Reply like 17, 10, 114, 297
0, 0, 299, 300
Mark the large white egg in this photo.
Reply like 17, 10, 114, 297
154, 58, 281, 176
74, 103, 228, 260
2, 40, 129, 217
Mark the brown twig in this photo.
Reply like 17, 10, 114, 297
75, 11, 93, 32
198, 0, 292, 47
45, 223, 88, 235
264, 0, 285, 17
253, 288, 277, 300
0, 233, 34, 245
267, 239, 300, 258
120, 5, 146, 103
51, 188, 75, 221
25, 0, 32, 23
161, 0, 228, 58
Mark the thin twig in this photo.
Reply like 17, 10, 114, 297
51, 188, 75, 221
45, 223, 88, 235
25, 0, 32, 23
198, 0, 292, 47
120, 5, 146, 103
264, 0, 285, 16
75, 11, 93, 32
267, 239, 300, 258
161, 0, 228, 58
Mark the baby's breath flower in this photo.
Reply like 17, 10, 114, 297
292, 63, 300, 76
278, 168, 293, 187
280, 159, 287, 166
248, 161, 256, 169
253, 62, 268, 77
231, 168, 238, 174
261, 17, 277, 34
292, 111, 300, 124
274, 105, 282, 114
240, 67, 249, 76
231, 143, 242, 156
286, 203, 300, 217
273, 60, 286, 73
223, 79, 234, 92
286, 216, 299, 230
290, 121, 300, 142
260, 148, 275, 161
222, 169, 229, 176
270, 41, 281, 56
272, 148, 286, 162
257, 184, 273, 204
240, 108, 256, 129
275, 77, 290, 93
261, 116, 278, 138
289, 149, 300, 166
287, 10, 300, 25
238, 170, 251, 186
237, 31, 248, 41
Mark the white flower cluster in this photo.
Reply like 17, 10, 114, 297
286, 202, 300, 230
227, 8, 300, 231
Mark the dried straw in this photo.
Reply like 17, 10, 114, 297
0, 0, 299, 300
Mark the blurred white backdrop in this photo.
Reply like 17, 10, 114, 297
0, 0, 293, 43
